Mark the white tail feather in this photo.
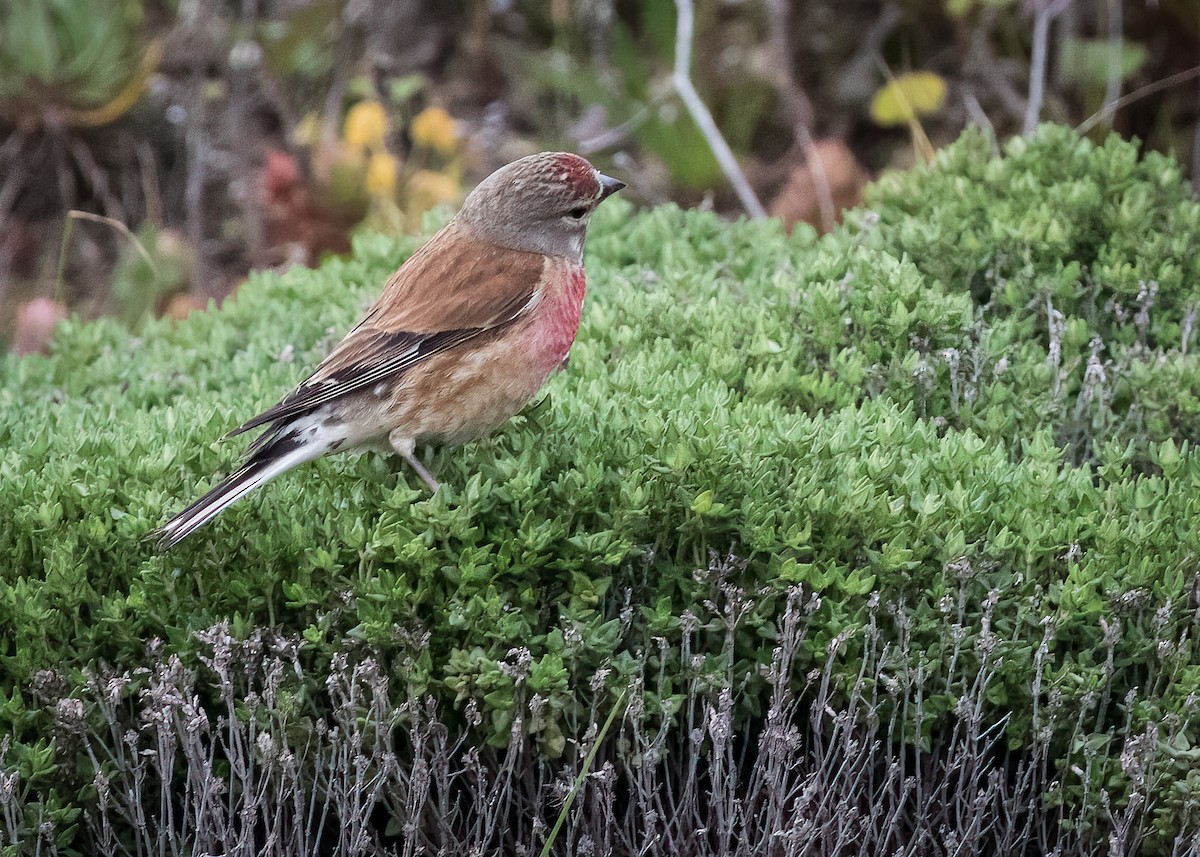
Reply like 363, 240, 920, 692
156, 433, 332, 549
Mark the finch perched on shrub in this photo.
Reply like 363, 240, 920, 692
155, 152, 624, 548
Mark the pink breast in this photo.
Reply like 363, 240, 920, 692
527, 263, 586, 371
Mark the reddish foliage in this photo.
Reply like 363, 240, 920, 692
769, 140, 871, 234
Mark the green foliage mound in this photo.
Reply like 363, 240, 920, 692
3, 125, 1200, 847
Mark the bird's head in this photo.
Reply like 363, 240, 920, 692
456, 152, 625, 262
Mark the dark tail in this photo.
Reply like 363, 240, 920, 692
153, 430, 330, 549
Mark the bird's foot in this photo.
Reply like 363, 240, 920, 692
389, 432, 441, 493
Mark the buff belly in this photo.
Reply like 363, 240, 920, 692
327, 328, 563, 452
396, 334, 561, 445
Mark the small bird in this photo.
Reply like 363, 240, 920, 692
154, 152, 624, 548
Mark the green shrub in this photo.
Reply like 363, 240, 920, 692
2, 125, 1200, 851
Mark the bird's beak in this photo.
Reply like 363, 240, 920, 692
597, 173, 626, 202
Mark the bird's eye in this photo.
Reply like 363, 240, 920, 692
567, 206, 589, 220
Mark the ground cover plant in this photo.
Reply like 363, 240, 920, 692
2, 124, 1200, 854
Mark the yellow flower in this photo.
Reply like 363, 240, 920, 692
292, 112, 322, 147
406, 169, 459, 209
366, 151, 399, 197
869, 72, 947, 127
410, 106, 458, 154
343, 100, 389, 150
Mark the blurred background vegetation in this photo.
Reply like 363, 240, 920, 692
1, 0, 1198, 353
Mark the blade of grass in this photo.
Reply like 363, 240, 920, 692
67, 210, 157, 271
53, 216, 74, 305
1076, 64, 1200, 135
538, 689, 627, 857
54, 210, 157, 311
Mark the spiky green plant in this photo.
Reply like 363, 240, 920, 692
0, 0, 150, 126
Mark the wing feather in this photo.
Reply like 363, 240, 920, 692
229, 224, 545, 436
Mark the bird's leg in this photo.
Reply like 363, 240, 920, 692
389, 431, 441, 493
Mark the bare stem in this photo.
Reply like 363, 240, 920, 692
1103, 0, 1123, 129
1077, 64, 1200, 136
672, 0, 766, 218
1024, 0, 1071, 135
1025, 2, 1052, 134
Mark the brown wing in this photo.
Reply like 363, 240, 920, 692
228, 224, 546, 436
